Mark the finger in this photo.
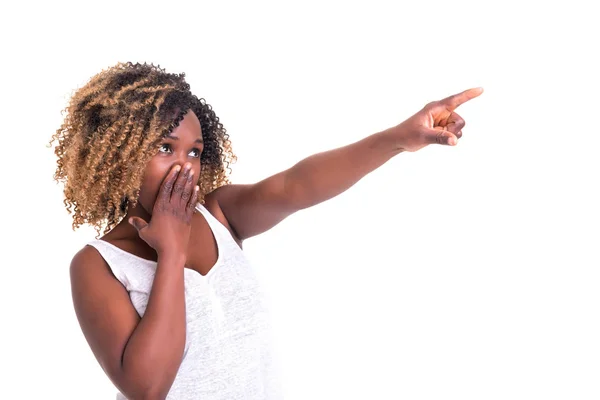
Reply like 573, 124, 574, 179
439, 87, 483, 111
187, 185, 200, 214
445, 112, 466, 135
423, 128, 458, 146
128, 216, 148, 232
172, 163, 191, 201
158, 165, 181, 204
179, 169, 194, 206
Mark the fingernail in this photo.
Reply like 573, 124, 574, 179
175, 165, 181, 172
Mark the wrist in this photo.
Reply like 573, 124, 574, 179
371, 128, 405, 155
157, 251, 186, 266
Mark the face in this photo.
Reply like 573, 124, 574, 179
135, 109, 204, 215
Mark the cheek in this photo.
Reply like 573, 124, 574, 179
138, 165, 167, 212
136, 177, 159, 213
192, 163, 202, 182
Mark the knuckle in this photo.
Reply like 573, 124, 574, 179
435, 132, 445, 144
424, 101, 438, 110
163, 181, 174, 192
157, 200, 168, 212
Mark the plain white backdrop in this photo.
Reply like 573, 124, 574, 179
1, 0, 598, 399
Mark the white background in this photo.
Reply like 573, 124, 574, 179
1, 0, 599, 399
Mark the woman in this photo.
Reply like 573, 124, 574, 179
50, 61, 482, 399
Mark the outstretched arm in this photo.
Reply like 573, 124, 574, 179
212, 87, 483, 242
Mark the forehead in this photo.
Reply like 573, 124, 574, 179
169, 109, 202, 138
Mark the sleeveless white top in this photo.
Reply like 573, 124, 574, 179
86, 203, 282, 399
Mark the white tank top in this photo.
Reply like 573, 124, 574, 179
86, 203, 282, 400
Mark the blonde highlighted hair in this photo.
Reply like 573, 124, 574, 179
49, 62, 236, 237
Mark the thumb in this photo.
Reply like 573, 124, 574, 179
424, 128, 458, 146
128, 216, 148, 233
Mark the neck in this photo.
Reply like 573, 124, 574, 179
108, 202, 153, 242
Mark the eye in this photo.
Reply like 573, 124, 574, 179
159, 143, 172, 153
191, 148, 202, 158
159, 143, 202, 158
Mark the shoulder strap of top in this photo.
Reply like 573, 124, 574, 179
86, 240, 134, 290
194, 202, 231, 239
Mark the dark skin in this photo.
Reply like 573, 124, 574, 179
70, 88, 483, 399
99, 108, 227, 274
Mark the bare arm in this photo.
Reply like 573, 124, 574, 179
213, 88, 483, 242
71, 246, 186, 400
211, 131, 398, 241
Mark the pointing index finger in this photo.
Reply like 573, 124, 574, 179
439, 87, 484, 110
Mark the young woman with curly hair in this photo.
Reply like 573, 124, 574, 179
49, 61, 482, 399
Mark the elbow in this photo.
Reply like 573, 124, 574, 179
139, 387, 171, 400
109, 366, 173, 400
120, 383, 171, 400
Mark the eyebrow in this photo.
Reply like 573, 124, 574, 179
164, 134, 204, 144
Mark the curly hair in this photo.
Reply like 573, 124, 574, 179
49, 62, 236, 238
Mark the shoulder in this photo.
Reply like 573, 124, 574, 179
70, 244, 104, 275
70, 243, 120, 287
194, 186, 243, 246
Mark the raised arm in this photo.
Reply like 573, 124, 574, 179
210, 130, 399, 241
213, 88, 483, 242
